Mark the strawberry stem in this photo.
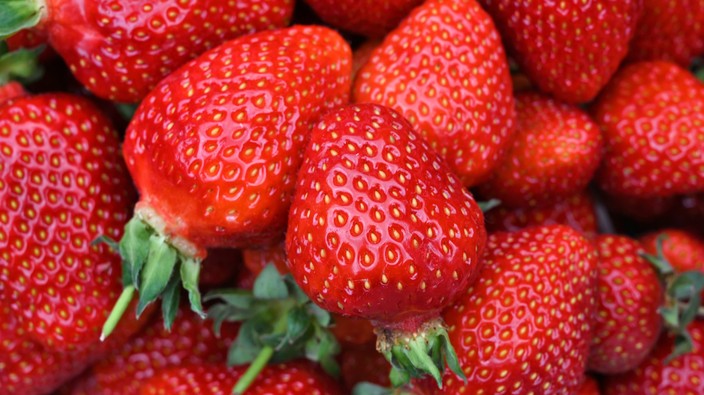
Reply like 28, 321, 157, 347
100, 285, 135, 341
0, 0, 45, 38
232, 345, 275, 394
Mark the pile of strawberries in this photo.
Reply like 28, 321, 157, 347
1, 0, 703, 394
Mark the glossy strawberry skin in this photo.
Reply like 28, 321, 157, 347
353, 0, 515, 187
477, 92, 603, 208
589, 235, 663, 374
604, 320, 704, 395
429, 226, 597, 394
123, 26, 351, 257
286, 104, 486, 329
139, 362, 342, 395
628, 0, 704, 66
640, 229, 704, 273
479, 0, 641, 103
592, 61, 704, 198
41, 0, 294, 102
484, 192, 598, 238
304, 0, 423, 37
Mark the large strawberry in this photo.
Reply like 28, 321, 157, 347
604, 320, 704, 395
0, 0, 294, 102
100, 25, 351, 339
303, 0, 423, 37
588, 235, 663, 374
287, 104, 487, 386
628, 0, 704, 67
592, 61, 704, 198
424, 225, 597, 394
353, 0, 515, 187
477, 92, 602, 208
478, 0, 641, 103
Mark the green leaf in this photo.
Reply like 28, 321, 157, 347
477, 199, 501, 213
285, 275, 310, 303
308, 303, 332, 327
92, 235, 119, 251
670, 272, 704, 299
180, 256, 204, 318
0, 45, 43, 84
115, 103, 138, 122
161, 273, 181, 331
229, 321, 264, 366
352, 383, 393, 395
119, 217, 151, 288
666, 332, 694, 364
0, 0, 43, 38
305, 327, 340, 376
253, 264, 288, 300
136, 235, 178, 316
660, 305, 680, 329
205, 289, 254, 309
283, 306, 312, 346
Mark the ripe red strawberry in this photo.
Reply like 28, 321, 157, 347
303, 0, 423, 37
352, 39, 381, 81
640, 229, 704, 273
0, 81, 27, 104
101, 25, 351, 338
340, 342, 392, 391
578, 377, 601, 395
628, 0, 704, 66
477, 92, 602, 208
353, 0, 516, 187
62, 306, 239, 395
287, 104, 487, 386
139, 362, 343, 395
243, 242, 289, 277
5, 27, 55, 61
426, 225, 597, 394
484, 191, 598, 238
591, 61, 704, 198
478, 0, 641, 103
588, 235, 663, 374
604, 320, 704, 395
0, 0, 294, 102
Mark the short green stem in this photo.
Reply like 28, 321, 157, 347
232, 346, 275, 394
101, 285, 135, 341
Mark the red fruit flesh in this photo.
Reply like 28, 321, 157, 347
353, 0, 515, 187
43, 0, 294, 102
592, 61, 704, 198
477, 92, 603, 208
304, 0, 423, 37
588, 235, 663, 374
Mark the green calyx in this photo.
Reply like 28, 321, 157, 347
641, 234, 704, 363
205, 264, 340, 395
0, 0, 45, 38
97, 216, 205, 340
377, 318, 464, 389
0, 42, 43, 85
351, 382, 419, 395
477, 199, 500, 213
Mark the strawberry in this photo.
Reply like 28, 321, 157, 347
0, 0, 294, 102
352, 39, 382, 81
353, 0, 516, 187
287, 103, 487, 386
628, 0, 704, 67
640, 229, 704, 273
484, 191, 598, 238
101, 25, 351, 339
578, 377, 601, 395
5, 27, 55, 61
0, 81, 27, 104
478, 0, 641, 103
243, 242, 289, 277
139, 362, 342, 395
331, 315, 376, 346
603, 193, 678, 223
477, 92, 603, 208
62, 305, 239, 395
340, 342, 392, 391
603, 320, 704, 395
303, 0, 423, 37
591, 61, 704, 198
588, 235, 663, 374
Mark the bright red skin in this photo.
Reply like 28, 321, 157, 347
123, 26, 351, 257
477, 92, 603, 208
353, 0, 515, 187
286, 104, 486, 330
303, 0, 423, 37
63, 306, 239, 395
139, 362, 342, 395
479, 0, 641, 103
640, 229, 704, 273
628, 0, 704, 66
484, 192, 598, 238
42, 0, 294, 102
578, 377, 601, 395
425, 226, 597, 394
0, 82, 28, 105
243, 242, 289, 276
592, 61, 704, 198
588, 235, 663, 374
340, 341, 392, 391
604, 320, 704, 395
0, 94, 138, 351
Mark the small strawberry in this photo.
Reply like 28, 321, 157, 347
303, 0, 423, 37
478, 0, 642, 103
353, 0, 516, 187
340, 342, 392, 391
5, 27, 55, 61
640, 229, 704, 273
477, 92, 603, 208
139, 362, 343, 395
628, 0, 704, 67
0, 0, 294, 102
578, 376, 601, 395
100, 25, 351, 339
426, 225, 597, 394
591, 61, 704, 198
588, 235, 663, 374
287, 103, 487, 386
604, 320, 704, 395
484, 191, 598, 238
